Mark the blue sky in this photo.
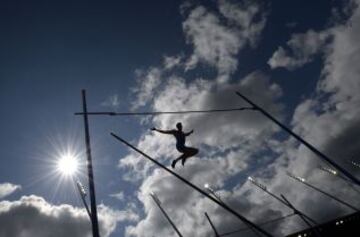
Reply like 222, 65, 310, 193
1, 0, 360, 237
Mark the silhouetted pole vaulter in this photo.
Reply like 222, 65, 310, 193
247, 177, 320, 236
235, 91, 360, 187
205, 212, 220, 237
287, 172, 359, 211
110, 132, 274, 237
151, 122, 198, 169
150, 192, 183, 237
74, 107, 255, 116
76, 180, 92, 219
81, 90, 100, 237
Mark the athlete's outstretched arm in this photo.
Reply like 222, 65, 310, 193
151, 127, 175, 135
184, 130, 194, 136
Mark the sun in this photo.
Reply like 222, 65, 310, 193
57, 154, 79, 176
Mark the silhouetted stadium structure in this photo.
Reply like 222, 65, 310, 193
287, 211, 360, 237
76, 90, 360, 237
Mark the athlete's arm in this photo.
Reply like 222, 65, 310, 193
184, 130, 194, 136
151, 127, 175, 135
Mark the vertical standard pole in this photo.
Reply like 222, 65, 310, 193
235, 92, 360, 187
82, 90, 100, 237
205, 212, 220, 237
150, 193, 183, 237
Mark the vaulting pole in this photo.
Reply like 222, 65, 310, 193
235, 91, 360, 187
82, 90, 100, 237
110, 132, 274, 237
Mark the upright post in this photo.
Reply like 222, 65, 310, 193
235, 91, 360, 187
205, 212, 220, 237
150, 193, 183, 237
81, 90, 100, 237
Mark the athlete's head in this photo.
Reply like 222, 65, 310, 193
176, 122, 182, 131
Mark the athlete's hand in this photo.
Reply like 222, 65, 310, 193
151, 127, 157, 131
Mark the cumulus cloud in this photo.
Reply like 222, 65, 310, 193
163, 55, 183, 70
101, 94, 120, 108
131, 67, 163, 110
268, 29, 331, 70
183, 0, 266, 82
110, 191, 125, 201
120, 71, 283, 180
119, 70, 286, 236
0, 195, 138, 237
120, 1, 360, 236
0, 183, 21, 199
263, 0, 360, 232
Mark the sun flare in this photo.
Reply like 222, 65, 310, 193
57, 154, 79, 176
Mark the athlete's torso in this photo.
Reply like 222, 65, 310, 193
173, 130, 185, 150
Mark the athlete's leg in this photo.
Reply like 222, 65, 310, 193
172, 153, 186, 168
181, 147, 198, 166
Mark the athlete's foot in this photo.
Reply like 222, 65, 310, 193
181, 158, 186, 166
171, 160, 176, 169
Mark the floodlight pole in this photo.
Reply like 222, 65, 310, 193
76, 180, 92, 219
287, 173, 359, 211
150, 193, 183, 237
205, 185, 262, 237
235, 91, 360, 187
280, 195, 313, 229
81, 90, 100, 237
319, 167, 360, 195
205, 212, 220, 237
248, 178, 318, 228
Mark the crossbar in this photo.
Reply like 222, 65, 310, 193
75, 107, 255, 116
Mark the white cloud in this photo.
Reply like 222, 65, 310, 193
131, 67, 163, 110
121, 1, 360, 236
120, 71, 283, 180
268, 30, 330, 70
110, 191, 125, 201
101, 94, 120, 108
163, 55, 183, 70
0, 183, 21, 199
263, 0, 360, 233
120, 71, 286, 236
183, 0, 266, 82
0, 195, 138, 237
